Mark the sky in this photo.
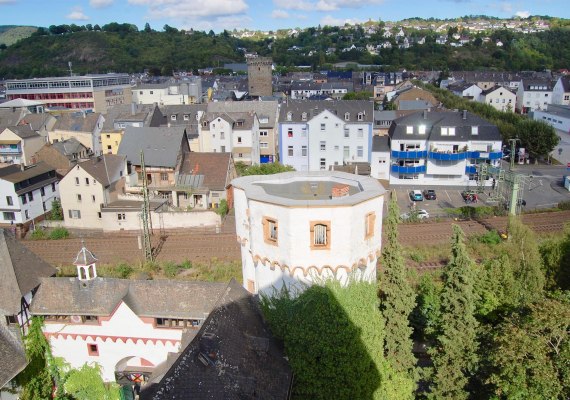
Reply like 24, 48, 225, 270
0, 0, 568, 33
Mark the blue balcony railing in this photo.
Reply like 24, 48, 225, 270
428, 151, 468, 161
391, 164, 427, 174
465, 165, 477, 174
467, 151, 503, 160
391, 150, 427, 159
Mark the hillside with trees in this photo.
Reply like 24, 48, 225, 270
0, 19, 569, 78
0, 25, 37, 47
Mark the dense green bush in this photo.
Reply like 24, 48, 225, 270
29, 229, 48, 240
49, 227, 69, 240
163, 262, 179, 278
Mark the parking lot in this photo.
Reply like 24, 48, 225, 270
388, 186, 498, 219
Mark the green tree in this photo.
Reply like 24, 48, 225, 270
49, 198, 63, 220
486, 294, 570, 399
14, 317, 54, 400
539, 224, 570, 290
261, 280, 414, 399
516, 119, 560, 161
379, 192, 416, 386
63, 363, 120, 400
504, 217, 545, 305
428, 225, 479, 400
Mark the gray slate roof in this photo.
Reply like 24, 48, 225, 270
0, 323, 27, 388
31, 277, 227, 319
279, 100, 374, 123
6, 124, 40, 139
389, 110, 501, 142
372, 135, 390, 152
0, 108, 26, 133
0, 229, 57, 315
51, 137, 88, 157
141, 279, 292, 400
102, 104, 160, 131
53, 112, 101, 133
76, 154, 125, 187
118, 126, 186, 168
207, 101, 278, 128
398, 100, 433, 111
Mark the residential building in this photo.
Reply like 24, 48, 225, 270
373, 110, 416, 136
133, 77, 203, 105
159, 104, 207, 152
391, 86, 438, 110
370, 136, 391, 180
447, 82, 483, 100
140, 279, 292, 400
32, 138, 89, 176
5, 74, 132, 114
480, 85, 516, 112
247, 57, 273, 97
207, 101, 279, 163
0, 162, 59, 226
119, 126, 190, 206
552, 75, 570, 106
232, 171, 385, 296
101, 103, 162, 155
533, 104, 570, 133
16, 112, 57, 138
30, 245, 227, 383
198, 111, 260, 165
49, 112, 105, 156
515, 78, 554, 114
0, 125, 45, 165
279, 100, 374, 172
290, 81, 353, 100
386, 110, 503, 186
59, 155, 126, 230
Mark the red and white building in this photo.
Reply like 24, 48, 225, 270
30, 245, 227, 383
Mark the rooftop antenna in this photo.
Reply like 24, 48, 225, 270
68, 61, 73, 77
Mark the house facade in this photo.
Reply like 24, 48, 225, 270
59, 155, 126, 230
30, 246, 227, 383
386, 110, 503, 186
279, 100, 374, 172
0, 163, 59, 226
552, 76, 570, 106
49, 112, 105, 156
516, 78, 554, 114
0, 125, 45, 166
133, 78, 203, 105
480, 86, 516, 112
233, 171, 385, 297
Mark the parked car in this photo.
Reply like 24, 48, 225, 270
409, 190, 424, 201
423, 189, 437, 200
461, 191, 479, 203
401, 209, 430, 220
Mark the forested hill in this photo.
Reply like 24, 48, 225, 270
0, 23, 569, 78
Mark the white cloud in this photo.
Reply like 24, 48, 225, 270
320, 14, 359, 26
89, 0, 114, 8
515, 10, 530, 18
273, 0, 383, 11
181, 15, 253, 32
128, 0, 247, 17
271, 9, 290, 19
67, 7, 89, 21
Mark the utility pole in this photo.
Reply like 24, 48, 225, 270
140, 151, 153, 262
508, 138, 519, 171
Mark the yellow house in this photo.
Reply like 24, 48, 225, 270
101, 130, 123, 154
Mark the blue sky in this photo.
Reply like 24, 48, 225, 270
0, 0, 568, 32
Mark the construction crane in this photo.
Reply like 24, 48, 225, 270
140, 151, 153, 262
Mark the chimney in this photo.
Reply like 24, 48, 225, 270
462, 110, 467, 120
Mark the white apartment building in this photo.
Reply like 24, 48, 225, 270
516, 78, 554, 114
480, 86, 516, 112
133, 77, 203, 105
0, 162, 59, 226
279, 100, 374, 171
383, 110, 503, 186
232, 171, 386, 297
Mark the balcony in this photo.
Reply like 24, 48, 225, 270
391, 164, 427, 174
0, 146, 22, 155
465, 165, 477, 174
391, 150, 427, 159
428, 150, 468, 161
467, 151, 503, 160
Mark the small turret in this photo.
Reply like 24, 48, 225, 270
73, 240, 98, 281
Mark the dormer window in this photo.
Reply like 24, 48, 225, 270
441, 126, 456, 136
202, 121, 207, 127
183, 114, 190, 121
357, 112, 363, 121
287, 112, 292, 121
406, 126, 413, 134
171, 115, 176, 121
471, 126, 479, 135
301, 112, 307, 121
418, 125, 426, 134
345, 112, 350, 121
